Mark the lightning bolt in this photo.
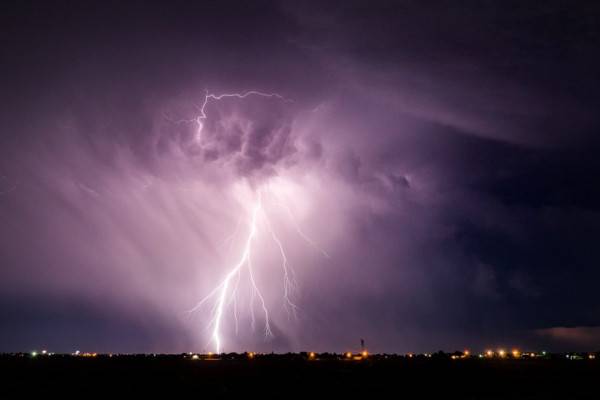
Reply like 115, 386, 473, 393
264, 213, 299, 319
189, 188, 304, 353
195, 90, 292, 119
191, 90, 292, 142
186, 90, 325, 353
189, 191, 269, 353
271, 200, 330, 259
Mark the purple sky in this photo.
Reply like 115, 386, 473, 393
1, 0, 600, 353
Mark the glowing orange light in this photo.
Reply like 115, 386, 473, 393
346, 352, 352, 359
498, 349, 506, 357
309, 352, 316, 359
486, 350, 493, 357
361, 350, 368, 358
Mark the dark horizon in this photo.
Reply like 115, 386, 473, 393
1, 0, 600, 354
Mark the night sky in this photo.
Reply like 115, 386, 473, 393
1, 0, 600, 354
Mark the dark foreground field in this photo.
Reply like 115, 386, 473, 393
1, 354, 598, 398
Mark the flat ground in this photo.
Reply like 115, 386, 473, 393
1, 354, 598, 398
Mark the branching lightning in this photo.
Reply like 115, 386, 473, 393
186, 91, 323, 353
189, 90, 292, 143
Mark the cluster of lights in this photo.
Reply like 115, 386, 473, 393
343, 350, 369, 361
565, 353, 597, 361
480, 349, 525, 358
22, 348, 598, 361
184, 350, 373, 361
189, 352, 219, 360
70, 350, 98, 357
30, 349, 55, 357
16, 349, 600, 365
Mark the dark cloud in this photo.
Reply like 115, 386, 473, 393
285, 0, 600, 145
536, 326, 600, 351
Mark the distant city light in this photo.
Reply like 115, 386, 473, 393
7, 349, 595, 365
19, 348, 590, 362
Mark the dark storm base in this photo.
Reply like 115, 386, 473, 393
1, 354, 598, 398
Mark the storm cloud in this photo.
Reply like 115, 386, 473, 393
1, 0, 600, 353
